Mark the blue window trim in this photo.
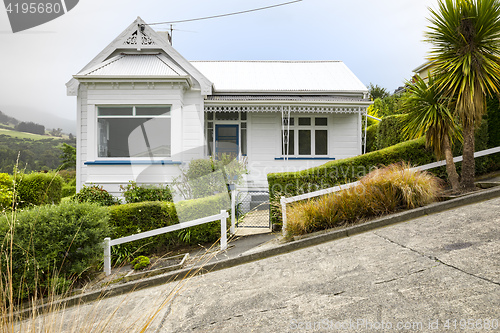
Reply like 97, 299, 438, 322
85, 160, 181, 165
274, 157, 336, 161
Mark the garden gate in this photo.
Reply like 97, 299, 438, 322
234, 191, 271, 228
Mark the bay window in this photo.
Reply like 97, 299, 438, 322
97, 106, 171, 158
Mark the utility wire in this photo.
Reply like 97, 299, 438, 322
147, 0, 302, 25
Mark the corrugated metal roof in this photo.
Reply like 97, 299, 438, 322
79, 54, 187, 76
191, 61, 367, 93
206, 95, 366, 102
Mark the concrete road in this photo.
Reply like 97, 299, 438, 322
25, 197, 500, 332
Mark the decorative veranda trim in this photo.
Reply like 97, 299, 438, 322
204, 105, 366, 113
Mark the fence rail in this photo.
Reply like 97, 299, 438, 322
103, 210, 229, 276
280, 146, 500, 235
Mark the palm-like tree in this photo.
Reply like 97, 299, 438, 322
425, 0, 500, 191
402, 75, 462, 192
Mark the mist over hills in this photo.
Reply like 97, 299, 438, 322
0, 106, 76, 134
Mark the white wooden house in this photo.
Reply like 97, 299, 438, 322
67, 17, 371, 196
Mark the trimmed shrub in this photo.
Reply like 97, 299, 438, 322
74, 184, 119, 206
286, 164, 441, 237
0, 201, 110, 299
108, 201, 179, 257
175, 193, 231, 245
108, 193, 231, 258
365, 123, 379, 153
16, 172, 63, 207
377, 114, 407, 149
120, 181, 173, 203
0, 173, 14, 210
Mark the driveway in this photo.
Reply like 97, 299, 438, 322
26, 197, 500, 332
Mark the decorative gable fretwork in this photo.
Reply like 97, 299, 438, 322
204, 105, 366, 114
123, 30, 156, 46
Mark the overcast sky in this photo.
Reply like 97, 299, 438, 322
0, 0, 439, 133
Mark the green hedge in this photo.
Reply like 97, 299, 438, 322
175, 193, 231, 245
365, 123, 379, 153
0, 202, 109, 299
108, 193, 231, 257
108, 201, 179, 257
376, 114, 407, 149
16, 172, 63, 207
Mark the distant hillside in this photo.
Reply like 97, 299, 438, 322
0, 110, 19, 126
0, 108, 76, 135
0, 133, 75, 173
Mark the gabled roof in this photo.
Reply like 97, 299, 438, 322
76, 53, 188, 77
191, 61, 368, 94
67, 17, 212, 95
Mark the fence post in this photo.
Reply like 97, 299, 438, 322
104, 237, 111, 276
221, 210, 228, 251
230, 189, 236, 234
280, 196, 287, 237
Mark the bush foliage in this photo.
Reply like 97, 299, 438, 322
377, 114, 407, 149
108, 201, 179, 257
0, 173, 14, 210
16, 172, 63, 207
286, 164, 441, 237
120, 181, 173, 203
0, 201, 110, 299
108, 193, 231, 258
74, 184, 119, 206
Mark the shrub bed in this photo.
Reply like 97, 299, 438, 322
285, 164, 441, 237
268, 137, 443, 225
108, 193, 230, 259
0, 201, 110, 300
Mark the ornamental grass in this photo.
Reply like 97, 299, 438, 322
286, 163, 442, 237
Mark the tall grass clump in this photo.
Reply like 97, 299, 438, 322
286, 163, 442, 237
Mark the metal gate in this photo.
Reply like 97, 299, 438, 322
235, 191, 270, 228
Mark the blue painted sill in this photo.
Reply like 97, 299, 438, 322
84, 160, 182, 165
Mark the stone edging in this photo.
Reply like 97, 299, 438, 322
20, 185, 500, 317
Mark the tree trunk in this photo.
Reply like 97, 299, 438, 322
443, 133, 460, 193
460, 122, 476, 192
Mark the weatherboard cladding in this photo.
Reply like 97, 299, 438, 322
191, 61, 368, 93
79, 54, 187, 77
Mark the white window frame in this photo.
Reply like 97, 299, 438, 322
96, 105, 172, 159
282, 115, 329, 158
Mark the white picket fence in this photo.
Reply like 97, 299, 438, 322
103, 210, 229, 276
280, 146, 500, 235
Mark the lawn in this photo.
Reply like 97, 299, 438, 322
0, 128, 62, 140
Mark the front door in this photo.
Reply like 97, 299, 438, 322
215, 124, 239, 159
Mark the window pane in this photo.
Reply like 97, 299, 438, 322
298, 130, 311, 155
136, 106, 170, 116
298, 117, 311, 126
315, 130, 328, 155
282, 130, 294, 155
241, 129, 247, 155
215, 111, 239, 120
98, 118, 171, 157
206, 111, 214, 120
241, 112, 247, 121
282, 117, 294, 126
315, 117, 328, 126
98, 107, 133, 116
241, 122, 247, 129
